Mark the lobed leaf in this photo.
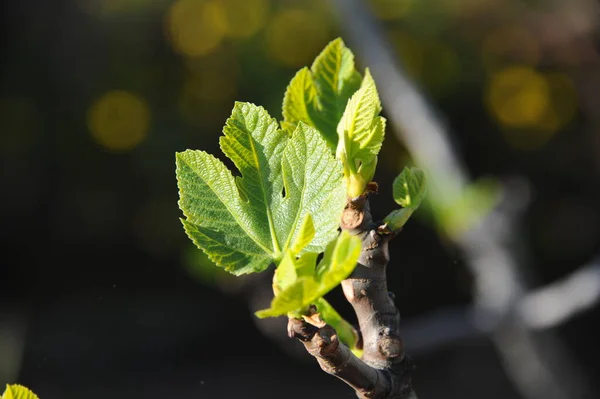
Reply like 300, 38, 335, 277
337, 69, 385, 171
2, 385, 40, 399
336, 69, 386, 197
177, 102, 346, 275
282, 38, 362, 150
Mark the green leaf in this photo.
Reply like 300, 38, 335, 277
256, 276, 320, 318
295, 251, 318, 278
273, 251, 297, 293
392, 167, 427, 209
336, 69, 386, 197
279, 123, 347, 253
384, 167, 427, 231
2, 385, 40, 399
289, 213, 315, 255
255, 231, 361, 318
337, 69, 385, 168
281, 67, 316, 133
383, 208, 415, 231
177, 102, 346, 275
282, 38, 362, 150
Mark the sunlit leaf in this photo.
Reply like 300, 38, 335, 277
384, 167, 427, 231
282, 38, 362, 150
392, 167, 427, 209
2, 385, 40, 399
336, 69, 386, 197
255, 231, 361, 317
273, 251, 297, 293
177, 102, 345, 275
289, 213, 315, 255
337, 69, 385, 169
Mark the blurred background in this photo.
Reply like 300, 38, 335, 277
1, 0, 599, 398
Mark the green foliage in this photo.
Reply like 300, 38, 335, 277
2, 385, 39, 399
282, 38, 362, 151
176, 38, 417, 343
255, 231, 361, 318
384, 167, 427, 230
177, 102, 346, 275
336, 69, 386, 197
283, 38, 386, 198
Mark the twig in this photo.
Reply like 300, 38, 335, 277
289, 199, 416, 399
288, 316, 395, 398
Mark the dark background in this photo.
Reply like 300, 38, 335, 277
1, 0, 599, 398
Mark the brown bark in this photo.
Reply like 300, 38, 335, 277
289, 198, 417, 399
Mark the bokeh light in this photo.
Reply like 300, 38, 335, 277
486, 66, 550, 129
486, 66, 578, 149
88, 90, 150, 151
166, 0, 227, 57
218, 0, 269, 38
265, 8, 329, 67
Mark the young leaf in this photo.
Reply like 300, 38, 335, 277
2, 385, 40, 399
337, 69, 384, 168
289, 213, 315, 256
281, 68, 316, 133
384, 167, 427, 231
392, 167, 427, 208
273, 251, 297, 294
336, 69, 386, 197
177, 102, 345, 275
282, 38, 362, 150
255, 231, 361, 318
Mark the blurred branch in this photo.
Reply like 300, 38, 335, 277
402, 258, 600, 353
329, 1, 594, 398
519, 258, 600, 329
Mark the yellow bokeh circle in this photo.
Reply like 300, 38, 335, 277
88, 90, 150, 151
486, 66, 550, 129
167, 0, 227, 57
218, 0, 269, 38
265, 9, 329, 68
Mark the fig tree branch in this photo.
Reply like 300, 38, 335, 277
289, 198, 417, 399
